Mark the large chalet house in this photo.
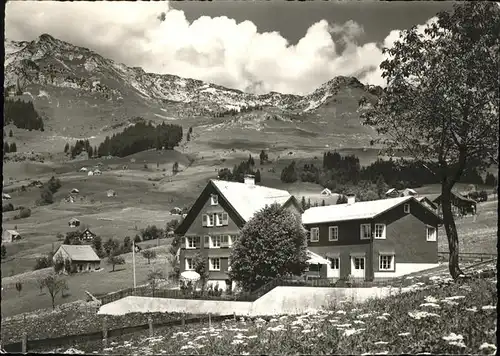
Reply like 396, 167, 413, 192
174, 175, 302, 290
302, 195, 441, 280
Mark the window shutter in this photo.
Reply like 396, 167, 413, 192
202, 214, 208, 227
221, 235, 228, 247
195, 236, 201, 248
222, 212, 229, 226
204, 235, 210, 248
181, 238, 186, 249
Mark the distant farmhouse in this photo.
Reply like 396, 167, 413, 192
400, 188, 418, 197
2, 229, 21, 243
79, 167, 88, 172
68, 218, 81, 228
302, 195, 441, 280
170, 207, 183, 215
385, 188, 399, 198
88, 169, 102, 176
81, 228, 96, 242
175, 175, 303, 291
320, 188, 332, 197
71, 188, 80, 194
106, 189, 117, 197
2, 193, 12, 200
433, 192, 477, 217
53, 244, 101, 273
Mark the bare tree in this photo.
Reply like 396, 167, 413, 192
15, 281, 22, 296
43, 273, 68, 309
36, 277, 45, 295
142, 249, 157, 264
147, 269, 164, 297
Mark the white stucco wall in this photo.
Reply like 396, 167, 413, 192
98, 296, 252, 316
374, 263, 440, 278
98, 285, 407, 317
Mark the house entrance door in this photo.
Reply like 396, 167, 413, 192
351, 257, 366, 279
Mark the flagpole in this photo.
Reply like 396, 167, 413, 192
132, 240, 136, 290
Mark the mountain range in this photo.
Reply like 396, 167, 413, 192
4, 34, 382, 143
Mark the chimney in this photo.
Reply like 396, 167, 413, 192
244, 174, 255, 186
347, 194, 356, 204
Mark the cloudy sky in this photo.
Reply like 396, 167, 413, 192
5, 1, 454, 95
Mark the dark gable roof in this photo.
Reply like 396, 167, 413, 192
175, 180, 296, 235
433, 191, 477, 205
175, 181, 245, 235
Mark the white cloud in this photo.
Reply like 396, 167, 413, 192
5, 1, 437, 95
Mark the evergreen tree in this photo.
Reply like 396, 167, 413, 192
280, 161, 298, 183
307, 198, 311, 209
254, 169, 261, 184
9, 142, 17, 153
172, 162, 179, 175
485, 173, 497, 187
9, 129, 13, 137
301, 196, 307, 211
4, 99, 44, 131
248, 155, 255, 166
322, 199, 326, 206
259, 150, 268, 165
4, 142, 10, 153
376, 174, 387, 198
64, 143, 69, 153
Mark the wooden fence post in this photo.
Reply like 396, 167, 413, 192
148, 315, 153, 337
21, 332, 27, 353
181, 313, 185, 328
102, 316, 108, 349
208, 313, 212, 329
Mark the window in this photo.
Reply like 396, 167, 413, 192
211, 194, 219, 205
310, 228, 319, 242
329, 226, 338, 241
207, 214, 214, 227
185, 258, 194, 270
374, 224, 386, 239
353, 257, 365, 270
216, 213, 223, 227
404, 203, 410, 213
360, 224, 371, 240
211, 235, 221, 248
222, 212, 229, 226
330, 257, 340, 270
186, 236, 197, 249
379, 255, 394, 271
210, 258, 220, 271
426, 226, 437, 241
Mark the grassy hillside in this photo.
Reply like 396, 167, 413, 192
31, 263, 498, 355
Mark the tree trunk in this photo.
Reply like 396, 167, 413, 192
441, 183, 464, 279
51, 295, 55, 310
